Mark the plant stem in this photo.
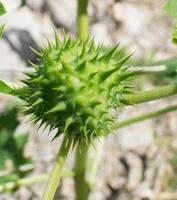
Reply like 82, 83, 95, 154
42, 136, 72, 200
0, 163, 34, 177
77, 0, 89, 40
74, 142, 90, 200
112, 104, 177, 130
74, 1, 90, 200
122, 84, 177, 105
0, 174, 48, 193
0, 170, 74, 193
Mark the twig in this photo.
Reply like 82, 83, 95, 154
112, 104, 177, 130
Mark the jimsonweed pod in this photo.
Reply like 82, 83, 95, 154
15, 33, 136, 144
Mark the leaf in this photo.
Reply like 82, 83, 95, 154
0, 130, 12, 147
0, 103, 32, 181
0, 149, 13, 169
15, 134, 28, 152
0, 80, 13, 94
0, 24, 5, 37
164, 0, 177, 18
164, 0, 177, 44
0, 2, 6, 38
0, 1, 6, 16
172, 22, 177, 44
20, 0, 27, 7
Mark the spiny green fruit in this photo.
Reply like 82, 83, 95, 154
15, 33, 135, 144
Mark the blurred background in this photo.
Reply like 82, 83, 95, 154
0, 0, 177, 199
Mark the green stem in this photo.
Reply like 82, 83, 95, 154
77, 0, 89, 40
0, 174, 48, 193
0, 170, 74, 193
0, 164, 34, 177
74, 142, 90, 200
74, 1, 90, 200
42, 136, 72, 200
0, 171, 74, 193
112, 104, 177, 130
122, 84, 177, 105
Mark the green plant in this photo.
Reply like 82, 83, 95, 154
20, 0, 26, 7
16, 35, 135, 144
0, 104, 31, 169
0, 103, 32, 191
1, 32, 137, 200
0, 1, 6, 37
164, 0, 177, 44
0, 0, 177, 200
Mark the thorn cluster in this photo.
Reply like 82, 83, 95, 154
16, 33, 136, 144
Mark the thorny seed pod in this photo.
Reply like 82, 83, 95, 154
15, 33, 136, 145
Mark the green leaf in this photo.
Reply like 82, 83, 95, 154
0, 24, 5, 37
164, 0, 177, 45
21, 0, 27, 7
15, 134, 28, 152
0, 149, 14, 169
0, 80, 13, 94
0, 1, 6, 16
0, 2, 6, 37
0, 103, 32, 181
164, 0, 177, 18
172, 22, 177, 44
0, 130, 12, 147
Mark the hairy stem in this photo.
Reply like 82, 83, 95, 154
42, 136, 72, 200
74, 142, 90, 200
122, 84, 177, 105
112, 104, 177, 130
77, 0, 89, 40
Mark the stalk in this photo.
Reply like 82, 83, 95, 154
74, 1, 90, 200
77, 0, 89, 40
74, 142, 90, 200
122, 84, 177, 105
42, 136, 72, 200
112, 104, 177, 129
0, 174, 48, 193
0, 170, 73, 193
